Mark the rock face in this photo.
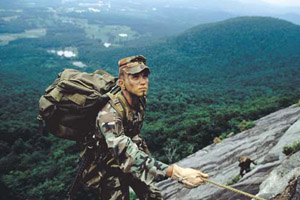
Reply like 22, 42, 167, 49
257, 152, 300, 199
271, 175, 300, 200
157, 106, 300, 200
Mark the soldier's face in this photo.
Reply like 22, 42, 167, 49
123, 70, 149, 96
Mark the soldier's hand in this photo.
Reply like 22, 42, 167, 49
171, 164, 209, 189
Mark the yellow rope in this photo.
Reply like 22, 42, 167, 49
202, 178, 266, 200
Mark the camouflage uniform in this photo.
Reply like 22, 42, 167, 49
81, 91, 168, 200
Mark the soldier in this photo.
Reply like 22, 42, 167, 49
80, 55, 209, 200
238, 156, 257, 177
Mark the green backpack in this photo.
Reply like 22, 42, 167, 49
37, 68, 119, 141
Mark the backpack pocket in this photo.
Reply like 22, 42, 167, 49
39, 95, 56, 119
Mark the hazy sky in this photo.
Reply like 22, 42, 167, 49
233, 0, 300, 15
197, 0, 300, 15
148, 0, 300, 24
60, 0, 300, 14
156, 0, 300, 15
260, 0, 300, 7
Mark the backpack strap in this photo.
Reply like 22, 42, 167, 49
107, 92, 127, 121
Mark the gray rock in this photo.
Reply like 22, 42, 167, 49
261, 153, 279, 164
157, 106, 300, 200
268, 119, 300, 160
257, 152, 300, 199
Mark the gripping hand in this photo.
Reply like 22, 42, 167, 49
171, 164, 209, 189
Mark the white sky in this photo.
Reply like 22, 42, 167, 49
261, 0, 300, 7
205, 0, 300, 15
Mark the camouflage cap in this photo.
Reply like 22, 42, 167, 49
118, 55, 150, 75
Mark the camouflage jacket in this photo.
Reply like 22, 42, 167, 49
93, 91, 169, 184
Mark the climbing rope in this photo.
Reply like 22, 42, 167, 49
202, 178, 266, 200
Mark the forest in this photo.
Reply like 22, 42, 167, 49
0, 3, 300, 199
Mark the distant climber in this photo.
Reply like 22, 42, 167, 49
213, 137, 221, 144
238, 156, 257, 177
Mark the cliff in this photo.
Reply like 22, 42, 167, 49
157, 105, 300, 200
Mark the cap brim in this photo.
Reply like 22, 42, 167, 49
123, 64, 150, 74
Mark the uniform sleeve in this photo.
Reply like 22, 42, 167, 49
96, 103, 169, 184
131, 135, 151, 155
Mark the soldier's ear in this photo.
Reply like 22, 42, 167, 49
118, 79, 125, 90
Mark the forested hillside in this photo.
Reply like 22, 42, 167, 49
1, 16, 300, 199
87, 16, 300, 161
